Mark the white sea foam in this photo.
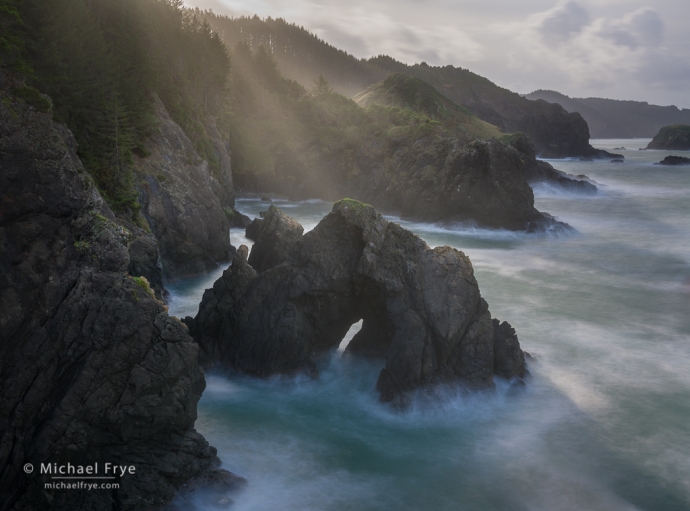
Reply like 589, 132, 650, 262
168, 145, 690, 510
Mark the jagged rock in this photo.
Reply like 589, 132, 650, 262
245, 217, 262, 241
133, 94, 232, 280
508, 135, 597, 194
0, 89, 232, 511
128, 232, 165, 300
187, 200, 528, 405
227, 208, 251, 228
646, 125, 690, 151
656, 155, 690, 165
247, 205, 304, 272
349, 137, 575, 232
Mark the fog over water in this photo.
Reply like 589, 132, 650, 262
167, 139, 690, 511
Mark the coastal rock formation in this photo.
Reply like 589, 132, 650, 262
246, 206, 304, 272
133, 95, 232, 280
0, 88, 231, 510
187, 200, 528, 404
646, 125, 690, 151
526, 90, 690, 139
508, 135, 598, 194
349, 137, 576, 232
656, 155, 690, 166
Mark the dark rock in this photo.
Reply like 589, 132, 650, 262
493, 319, 528, 379
133, 94, 232, 281
646, 124, 690, 150
656, 155, 690, 166
610, 159, 624, 163
226, 208, 251, 228
247, 205, 304, 273
261, 196, 272, 202
188, 200, 528, 404
613, 147, 627, 150
0, 89, 223, 511
128, 232, 165, 300
348, 137, 576, 232
579, 157, 594, 162
245, 218, 263, 241
508, 135, 597, 194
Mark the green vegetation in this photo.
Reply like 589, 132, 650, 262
199, 12, 387, 97
647, 124, 690, 150
353, 73, 503, 141
131, 276, 156, 298
222, 43, 504, 195
9, 0, 230, 214
10, 85, 51, 112
0, 0, 30, 72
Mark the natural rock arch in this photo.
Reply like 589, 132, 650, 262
187, 201, 527, 404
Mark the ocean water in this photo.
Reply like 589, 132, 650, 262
167, 139, 690, 511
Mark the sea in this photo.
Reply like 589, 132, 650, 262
166, 139, 690, 511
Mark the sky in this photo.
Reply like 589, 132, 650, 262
184, 0, 690, 108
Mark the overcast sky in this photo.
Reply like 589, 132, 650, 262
184, 0, 690, 108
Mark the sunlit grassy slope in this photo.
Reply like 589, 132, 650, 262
354, 73, 504, 143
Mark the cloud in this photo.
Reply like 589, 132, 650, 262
183, 0, 690, 107
312, 22, 371, 56
538, 1, 591, 45
598, 8, 664, 49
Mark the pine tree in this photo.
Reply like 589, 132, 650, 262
310, 74, 333, 96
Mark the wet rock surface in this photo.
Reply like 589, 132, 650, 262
188, 200, 528, 405
133, 95, 232, 281
0, 91, 233, 511
508, 135, 598, 194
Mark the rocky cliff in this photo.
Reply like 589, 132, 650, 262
133, 95, 233, 281
0, 84, 238, 510
646, 125, 690, 151
186, 201, 528, 406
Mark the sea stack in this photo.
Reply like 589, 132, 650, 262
186, 201, 528, 406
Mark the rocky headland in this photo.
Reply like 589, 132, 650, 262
526, 90, 690, 139
0, 83, 241, 510
186, 201, 528, 406
646, 125, 690, 151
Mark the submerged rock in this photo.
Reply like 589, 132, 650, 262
187, 200, 528, 405
0, 87, 233, 510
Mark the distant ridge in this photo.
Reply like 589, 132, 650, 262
525, 90, 690, 139
200, 11, 613, 159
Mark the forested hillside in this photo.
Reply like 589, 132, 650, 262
199, 11, 611, 159
200, 12, 386, 97
2, 0, 229, 211
526, 90, 690, 138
